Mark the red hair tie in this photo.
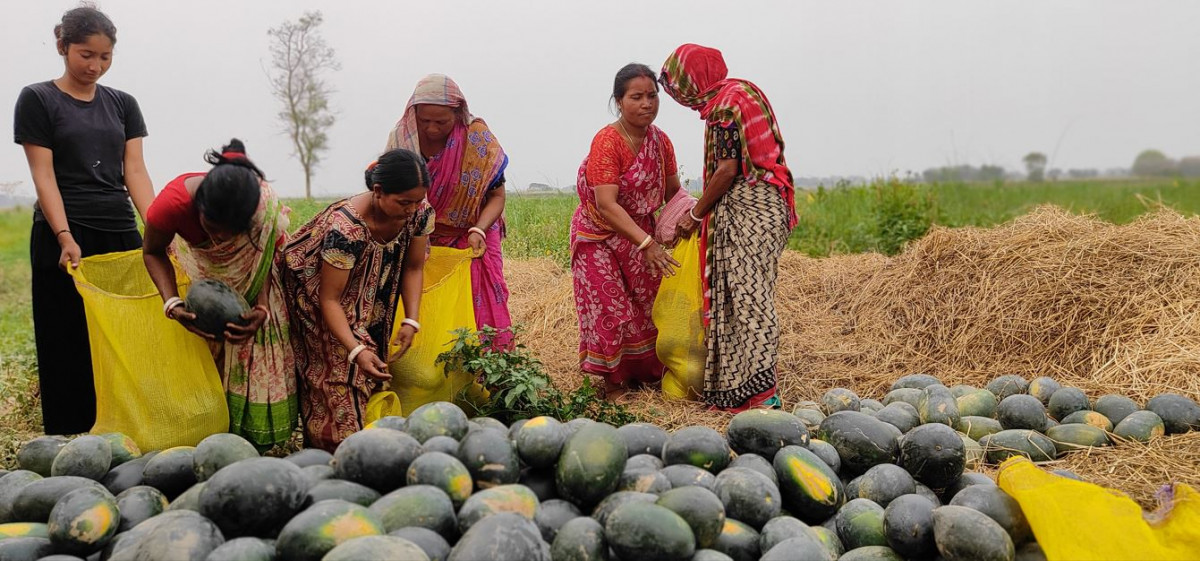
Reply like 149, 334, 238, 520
366, 160, 379, 173
221, 151, 245, 160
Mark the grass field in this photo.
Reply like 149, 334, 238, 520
0, 177, 1195, 444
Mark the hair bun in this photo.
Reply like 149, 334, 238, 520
221, 138, 247, 156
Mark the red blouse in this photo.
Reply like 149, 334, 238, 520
145, 173, 208, 245
585, 125, 678, 187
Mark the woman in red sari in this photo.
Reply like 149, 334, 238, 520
572, 63, 683, 397
660, 44, 797, 412
385, 74, 511, 343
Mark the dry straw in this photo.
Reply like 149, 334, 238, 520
508, 206, 1200, 505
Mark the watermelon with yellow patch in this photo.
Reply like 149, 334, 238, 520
955, 390, 998, 419
555, 423, 628, 509
97, 433, 142, 469
712, 518, 760, 561
406, 452, 474, 509
515, 416, 569, 470
1113, 410, 1166, 442
47, 486, 120, 555
455, 483, 539, 534
275, 499, 385, 561
773, 445, 845, 523
1060, 410, 1114, 431
0, 522, 48, 540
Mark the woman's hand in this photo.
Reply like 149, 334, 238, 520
355, 348, 392, 381
58, 237, 81, 271
642, 243, 681, 277
225, 305, 269, 344
675, 212, 701, 240
467, 230, 486, 257
168, 306, 216, 341
389, 324, 417, 361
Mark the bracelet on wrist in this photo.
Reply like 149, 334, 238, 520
347, 344, 368, 364
401, 318, 421, 332
467, 227, 487, 240
688, 208, 704, 222
637, 235, 654, 251
163, 297, 185, 318
55, 229, 72, 239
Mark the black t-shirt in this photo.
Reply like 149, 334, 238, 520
13, 81, 147, 231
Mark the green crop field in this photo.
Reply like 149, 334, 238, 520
0, 177, 1196, 444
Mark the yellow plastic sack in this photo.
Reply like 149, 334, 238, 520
69, 250, 229, 451
387, 246, 486, 414
364, 390, 403, 425
998, 457, 1200, 560
653, 235, 707, 400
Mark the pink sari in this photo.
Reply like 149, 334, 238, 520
570, 125, 670, 386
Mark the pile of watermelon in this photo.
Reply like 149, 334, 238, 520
1, 373, 1197, 561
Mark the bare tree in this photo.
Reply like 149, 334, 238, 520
267, 11, 339, 199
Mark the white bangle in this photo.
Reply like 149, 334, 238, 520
347, 344, 368, 364
163, 297, 185, 318
637, 235, 654, 251
401, 318, 421, 332
689, 208, 704, 222
467, 227, 487, 240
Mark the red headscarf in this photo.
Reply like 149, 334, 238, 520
660, 44, 797, 229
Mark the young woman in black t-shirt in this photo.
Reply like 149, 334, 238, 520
13, 6, 154, 434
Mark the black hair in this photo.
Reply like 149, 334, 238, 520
193, 139, 264, 234
55, 3, 117, 49
365, 149, 430, 194
611, 63, 658, 104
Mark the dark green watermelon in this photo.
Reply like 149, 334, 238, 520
12, 476, 104, 523
324, 535, 431, 561
873, 402, 921, 434
1113, 410, 1166, 442
447, 512, 549, 561
882, 388, 924, 410
727, 410, 809, 459
555, 423, 627, 509
774, 445, 845, 524
366, 415, 408, 432
996, 395, 1048, 431
125, 509, 226, 560
1026, 377, 1060, 406
662, 426, 732, 474
605, 501, 695, 561
102, 454, 153, 496
16, 436, 69, 477
956, 390, 999, 419
0, 471, 42, 523
141, 446, 197, 500
626, 453, 665, 472
1046, 424, 1110, 454
1093, 394, 1139, 426
333, 428, 421, 493
616, 467, 672, 494
890, 374, 942, 391
46, 486, 119, 555
818, 411, 899, 475
985, 375, 1028, 400
1047, 387, 1090, 421
519, 468, 558, 501
193, 433, 258, 482
821, 388, 861, 414
457, 427, 520, 490
760, 536, 836, 560
274, 499, 385, 561
660, 464, 716, 491
616, 423, 669, 457
389, 527, 451, 561
50, 436, 111, 481
516, 416, 568, 470
847, 463, 915, 507
198, 457, 309, 538
407, 452, 473, 509
590, 491, 658, 527
939, 472, 995, 503
917, 385, 960, 428
982, 429, 1057, 463
186, 279, 249, 341
166, 481, 203, 512
533, 498, 581, 542
758, 515, 821, 554
932, 505, 1015, 561
712, 518, 760, 561
0, 537, 54, 560
368, 484, 457, 539
204, 537, 277, 561
883, 493, 936, 559
948, 484, 1031, 544
728, 453, 777, 487
655, 486, 726, 549
1145, 393, 1200, 434
304, 479, 381, 507
114, 486, 168, 532
836, 498, 888, 550
456, 484, 539, 534
956, 416, 1004, 441
549, 516, 606, 561
421, 435, 461, 456
406, 402, 471, 443
712, 467, 780, 530
806, 439, 842, 474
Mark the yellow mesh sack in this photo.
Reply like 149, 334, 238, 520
388, 246, 486, 414
364, 390, 403, 425
997, 457, 1200, 560
69, 249, 228, 451
654, 234, 707, 400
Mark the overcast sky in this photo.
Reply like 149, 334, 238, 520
3, 1, 1198, 198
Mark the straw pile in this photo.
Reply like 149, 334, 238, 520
507, 206, 1200, 506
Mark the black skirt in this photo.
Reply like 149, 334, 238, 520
29, 220, 141, 434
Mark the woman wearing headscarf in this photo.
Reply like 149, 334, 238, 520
660, 44, 797, 411
385, 74, 511, 342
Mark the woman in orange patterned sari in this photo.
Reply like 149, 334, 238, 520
281, 150, 431, 452
571, 63, 683, 397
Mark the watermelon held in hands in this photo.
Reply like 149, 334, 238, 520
185, 279, 249, 341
